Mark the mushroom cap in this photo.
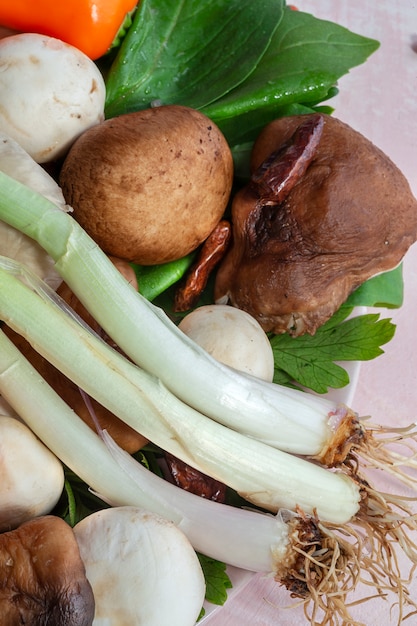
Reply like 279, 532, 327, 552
60, 105, 234, 265
179, 304, 275, 381
0, 33, 105, 163
215, 114, 417, 335
74, 506, 206, 626
0, 416, 65, 532
0, 516, 95, 625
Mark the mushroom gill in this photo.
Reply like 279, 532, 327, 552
214, 113, 417, 336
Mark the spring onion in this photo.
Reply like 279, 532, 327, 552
1, 326, 415, 625
3, 253, 417, 577
0, 170, 411, 477
0, 257, 361, 524
0, 134, 69, 289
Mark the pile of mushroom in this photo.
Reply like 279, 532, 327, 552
2, 28, 417, 621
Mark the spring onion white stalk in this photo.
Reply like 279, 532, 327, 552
0, 258, 361, 524
1, 327, 416, 626
4, 172, 415, 485
0, 327, 343, 573
0, 171, 362, 462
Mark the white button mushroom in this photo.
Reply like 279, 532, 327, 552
0, 33, 106, 163
179, 303, 275, 381
73, 506, 206, 626
0, 416, 65, 532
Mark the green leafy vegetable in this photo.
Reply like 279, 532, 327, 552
108, 7, 138, 52
105, 0, 284, 117
197, 553, 233, 608
271, 306, 396, 393
203, 7, 379, 144
105, 1, 379, 149
55, 469, 110, 527
347, 265, 404, 309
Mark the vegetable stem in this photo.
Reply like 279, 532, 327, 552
0, 258, 361, 524
0, 327, 324, 575
1, 327, 416, 626
0, 171, 361, 461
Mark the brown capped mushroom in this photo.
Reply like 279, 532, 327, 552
59, 105, 234, 266
0, 516, 95, 625
214, 113, 417, 335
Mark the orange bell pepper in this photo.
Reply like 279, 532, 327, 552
0, 0, 138, 60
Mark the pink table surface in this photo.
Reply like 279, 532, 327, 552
206, 1, 417, 625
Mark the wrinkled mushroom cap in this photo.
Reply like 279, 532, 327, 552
0, 516, 95, 626
215, 114, 417, 335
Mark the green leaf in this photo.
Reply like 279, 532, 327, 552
347, 265, 404, 308
63, 478, 77, 527
197, 553, 232, 607
217, 92, 338, 148
105, 0, 284, 117
203, 7, 379, 144
270, 311, 396, 394
272, 366, 301, 389
53, 469, 110, 526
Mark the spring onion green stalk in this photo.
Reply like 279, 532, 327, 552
0, 133, 69, 289
0, 326, 276, 572
1, 327, 416, 626
0, 171, 364, 464
0, 257, 361, 524
1, 172, 416, 482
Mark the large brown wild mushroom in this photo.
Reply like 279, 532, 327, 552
214, 113, 417, 335
0, 516, 95, 625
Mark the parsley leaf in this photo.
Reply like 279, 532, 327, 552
270, 306, 396, 394
197, 553, 233, 608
